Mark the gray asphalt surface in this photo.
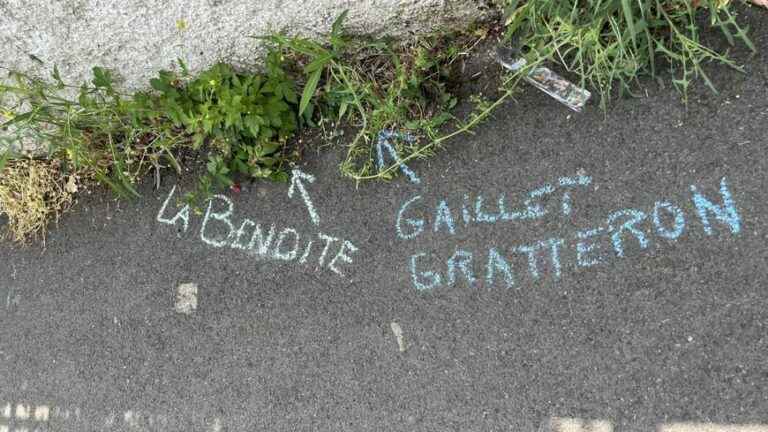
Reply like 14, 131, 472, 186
1, 7, 767, 432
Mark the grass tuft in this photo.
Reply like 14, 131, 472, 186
502, 0, 755, 106
0, 159, 75, 244
264, 14, 478, 181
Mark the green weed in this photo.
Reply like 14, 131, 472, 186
1, 52, 301, 206
144, 57, 300, 202
503, 0, 755, 106
0, 5, 759, 242
265, 12, 473, 181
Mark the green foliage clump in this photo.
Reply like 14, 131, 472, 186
144, 57, 297, 190
1, 9, 470, 201
266, 11, 466, 181
1, 54, 300, 203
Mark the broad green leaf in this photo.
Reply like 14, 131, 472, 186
245, 115, 261, 138
177, 57, 190, 76
271, 171, 289, 183
331, 10, 349, 38
0, 111, 33, 128
92, 66, 113, 88
150, 75, 173, 93
52, 65, 65, 88
304, 54, 332, 73
299, 68, 322, 117
0, 150, 9, 173
283, 84, 298, 104
621, 0, 637, 49
261, 141, 281, 155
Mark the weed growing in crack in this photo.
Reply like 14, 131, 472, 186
0, 159, 74, 244
264, 11, 474, 181
502, 0, 755, 106
1, 54, 302, 207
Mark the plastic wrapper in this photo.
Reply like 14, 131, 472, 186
495, 47, 591, 112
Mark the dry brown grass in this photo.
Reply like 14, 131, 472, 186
0, 159, 76, 244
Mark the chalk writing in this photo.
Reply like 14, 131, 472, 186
376, 129, 421, 184
691, 177, 741, 236
157, 185, 191, 234
1, 400, 226, 432
486, 248, 515, 288
447, 249, 476, 286
157, 187, 359, 278
434, 200, 456, 235
607, 209, 649, 258
652, 201, 686, 240
576, 228, 604, 267
288, 169, 320, 226
410, 253, 441, 291
395, 175, 592, 240
396, 195, 425, 239
2, 402, 79, 424
399, 175, 743, 291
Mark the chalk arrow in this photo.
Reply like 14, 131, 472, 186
288, 169, 320, 226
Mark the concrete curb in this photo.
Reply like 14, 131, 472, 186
0, 0, 496, 90
0, 0, 498, 158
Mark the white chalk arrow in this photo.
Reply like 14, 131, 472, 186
288, 169, 320, 226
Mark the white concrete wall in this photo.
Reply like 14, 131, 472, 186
0, 0, 493, 90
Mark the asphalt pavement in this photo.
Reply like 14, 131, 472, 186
1, 7, 767, 432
